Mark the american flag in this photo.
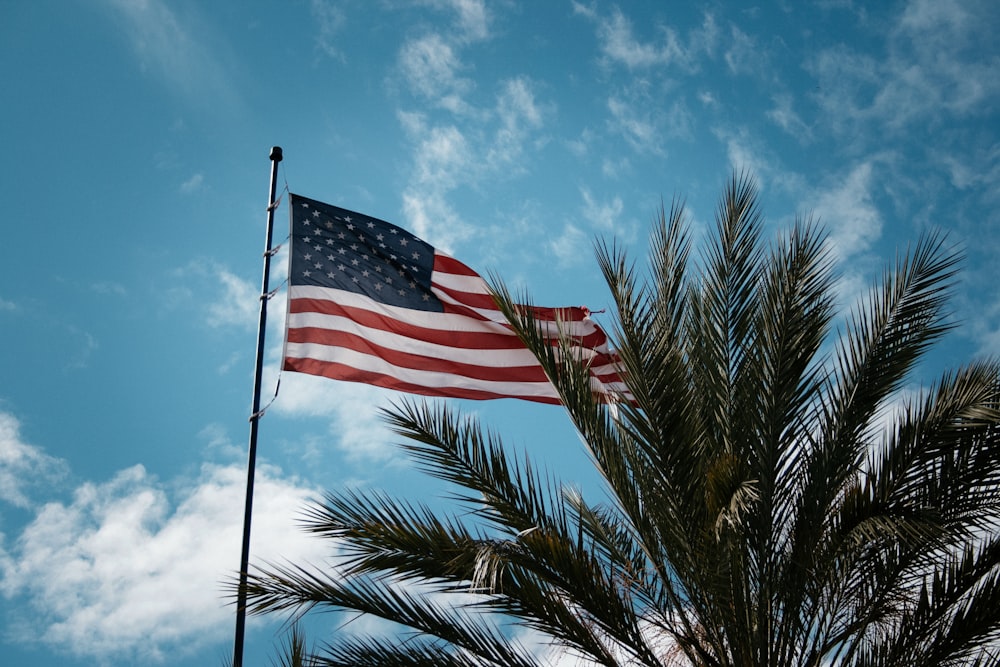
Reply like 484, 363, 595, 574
282, 194, 627, 404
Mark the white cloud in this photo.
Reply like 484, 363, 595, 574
66, 326, 99, 371
0, 413, 68, 509
698, 90, 719, 108
90, 281, 127, 296
99, 0, 239, 109
310, 0, 347, 60
811, 161, 883, 262
607, 97, 663, 155
718, 129, 773, 186
601, 7, 686, 68
207, 267, 259, 330
723, 25, 764, 76
602, 156, 632, 179
399, 33, 473, 114
0, 459, 328, 663
423, 0, 491, 42
170, 260, 259, 331
808, 0, 999, 137
580, 188, 623, 233
487, 77, 546, 171
575, 5, 717, 71
399, 113, 475, 193
396, 76, 549, 254
548, 223, 590, 268
0, 296, 14, 311
767, 93, 813, 142
179, 172, 204, 194
271, 372, 402, 464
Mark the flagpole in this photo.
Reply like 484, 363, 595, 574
233, 145, 282, 667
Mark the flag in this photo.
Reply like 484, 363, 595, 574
282, 194, 627, 404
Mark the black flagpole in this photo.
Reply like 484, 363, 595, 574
233, 145, 282, 667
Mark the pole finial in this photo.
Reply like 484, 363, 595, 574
270, 146, 283, 162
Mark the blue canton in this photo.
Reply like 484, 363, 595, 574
289, 194, 443, 313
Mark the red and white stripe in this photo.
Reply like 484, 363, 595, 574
283, 252, 628, 404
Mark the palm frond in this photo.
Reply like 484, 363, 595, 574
245, 174, 1000, 667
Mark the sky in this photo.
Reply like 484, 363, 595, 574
1, 0, 998, 665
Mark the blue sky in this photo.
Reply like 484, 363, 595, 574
1, 0, 998, 665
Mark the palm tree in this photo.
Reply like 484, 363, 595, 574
242, 173, 1000, 666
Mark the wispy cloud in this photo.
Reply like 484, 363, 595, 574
99, 0, 240, 110
0, 413, 68, 509
767, 93, 813, 143
808, 0, 999, 137
580, 187, 624, 233
810, 161, 884, 262
310, 0, 348, 60
548, 222, 590, 268
607, 96, 664, 155
179, 172, 204, 194
398, 33, 474, 114
487, 77, 546, 171
419, 0, 492, 43
169, 260, 259, 331
574, 4, 717, 71
723, 25, 764, 76
90, 281, 127, 296
65, 327, 99, 370
396, 73, 548, 253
